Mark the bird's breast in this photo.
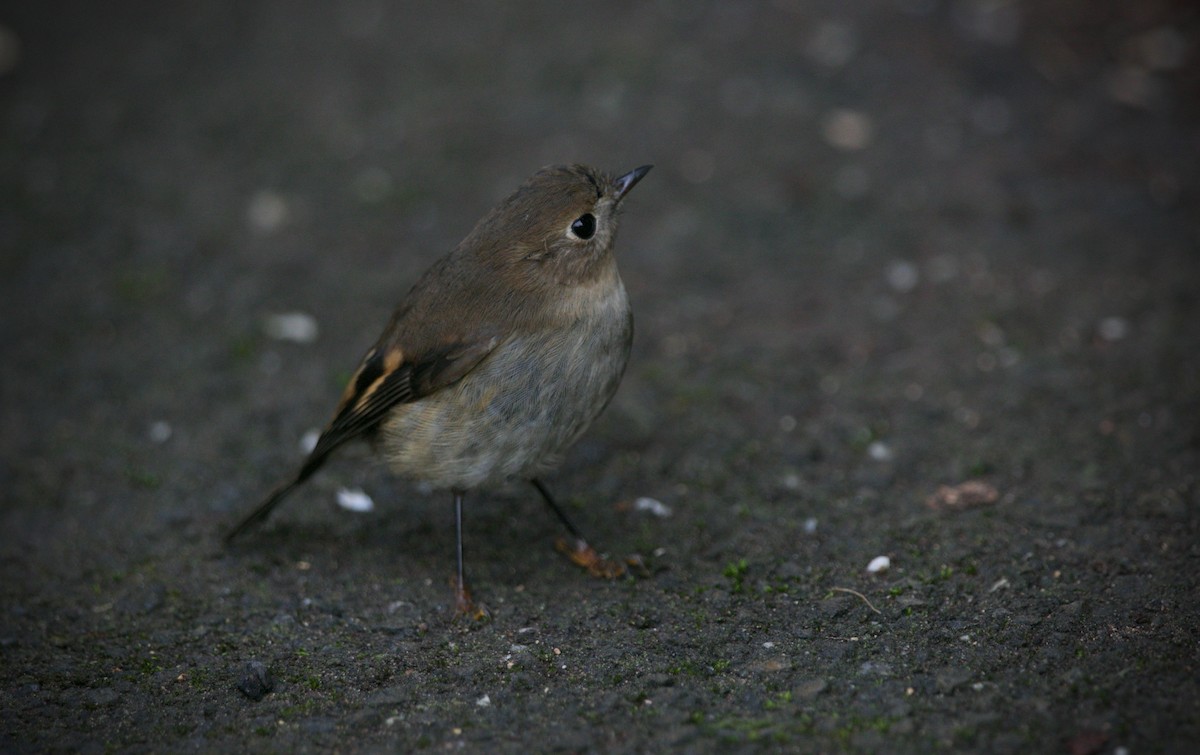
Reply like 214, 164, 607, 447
379, 274, 632, 490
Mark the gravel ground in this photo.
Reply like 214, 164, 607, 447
2, 1, 1198, 752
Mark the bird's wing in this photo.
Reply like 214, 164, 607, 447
313, 333, 502, 461
225, 331, 500, 542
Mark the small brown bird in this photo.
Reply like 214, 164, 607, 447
227, 163, 652, 616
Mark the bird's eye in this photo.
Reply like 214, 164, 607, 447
569, 213, 596, 240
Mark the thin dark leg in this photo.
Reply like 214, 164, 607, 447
454, 490, 467, 608
450, 491, 489, 619
531, 478, 585, 541
530, 478, 625, 579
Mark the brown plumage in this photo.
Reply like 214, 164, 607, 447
226, 164, 652, 616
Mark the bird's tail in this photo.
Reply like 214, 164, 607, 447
224, 454, 325, 543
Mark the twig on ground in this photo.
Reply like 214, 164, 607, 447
830, 586, 882, 615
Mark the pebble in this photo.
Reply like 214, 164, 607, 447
236, 661, 274, 701
300, 429, 320, 453
247, 189, 288, 233
634, 497, 672, 518
821, 109, 874, 151
886, 260, 919, 292
1098, 316, 1129, 341
264, 312, 319, 343
866, 555, 891, 574
867, 441, 893, 462
148, 421, 172, 444
336, 487, 374, 513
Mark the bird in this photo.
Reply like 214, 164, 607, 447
226, 163, 652, 617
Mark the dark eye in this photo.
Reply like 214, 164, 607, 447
570, 213, 596, 240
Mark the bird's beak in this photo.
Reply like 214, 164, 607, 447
613, 165, 653, 202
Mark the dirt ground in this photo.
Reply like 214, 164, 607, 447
2, 1, 1198, 752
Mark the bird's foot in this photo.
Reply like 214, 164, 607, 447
452, 581, 491, 621
555, 537, 626, 579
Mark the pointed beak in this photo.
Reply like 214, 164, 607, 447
613, 164, 653, 202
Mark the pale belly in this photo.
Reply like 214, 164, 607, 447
378, 308, 631, 490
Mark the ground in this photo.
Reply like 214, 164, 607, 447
1, 1, 1198, 752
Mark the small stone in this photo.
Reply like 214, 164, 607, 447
237, 661, 274, 701
148, 421, 172, 444
926, 480, 999, 511
866, 555, 891, 574
1098, 316, 1129, 342
300, 429, 320, 453
264, 312, 319, 344
867, 441, 893, 462
247, 189, 288, 233
336, 487, 374, 513
634, 497, 672, 517
886, 260, 919, 292
821, 109, 874, 151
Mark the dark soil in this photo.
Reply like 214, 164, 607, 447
2, 1, 1198, 752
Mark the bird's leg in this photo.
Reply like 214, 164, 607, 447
531, 478, 626, 579
452, 490, 489, 620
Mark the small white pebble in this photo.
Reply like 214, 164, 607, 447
989, 577, 1010, 593
247, 189, 289, 232
866, 555, 891, 574
475, 694, 491, 708
300, 429, 320, 454
867, 440, 893, 462
886, 260, 920, 292
264, 312, 319, 344
148, 421, 172, 444
822, 109, 874, 151
1098, 316, 1130, 341
336, 487, 374, 513
762, 641, 775, 649
634, 497, 672, 518
804, 517, 819, 535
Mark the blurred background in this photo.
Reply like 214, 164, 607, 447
1, 1, 1197, 750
